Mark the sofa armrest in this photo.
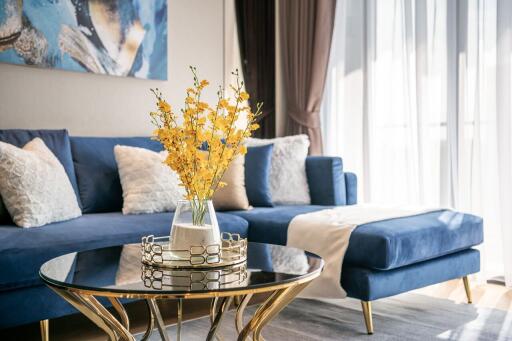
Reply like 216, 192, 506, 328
306, 156, 346, 205
344, 172, 358, 205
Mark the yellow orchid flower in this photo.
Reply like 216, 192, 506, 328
149, 68, 263, 202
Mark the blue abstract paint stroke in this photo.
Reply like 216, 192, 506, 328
0, 48, 24, 65
23, 0, 78, 65
148, 0, 167, 80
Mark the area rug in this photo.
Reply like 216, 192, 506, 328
144, 293, 512, 340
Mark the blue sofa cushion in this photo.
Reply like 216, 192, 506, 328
245, 144, 274, 207
0, 129, 81, 208
306, 156, 346, 205
344, 172, 358, 205
0, 284, 78, 329
0, 212, 248, 291
341, 248, 480, 301
71, 137, 163, 213
228, 207, 483, 271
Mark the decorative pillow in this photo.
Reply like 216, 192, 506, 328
244, 144, 274, 207
246, 135, 311, 204
0, 129, 82, 208
114, 145, 185, 214
213, 155, 250, 211
0, 138, 82, 228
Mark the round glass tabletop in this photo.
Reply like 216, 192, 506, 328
40, 242, 323, 298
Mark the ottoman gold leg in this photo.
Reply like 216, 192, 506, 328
40, 319, 49, 341
463, 276, 473, 304
361, 301, 374, 335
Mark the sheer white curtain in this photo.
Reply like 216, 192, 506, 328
321, 0, 512, 286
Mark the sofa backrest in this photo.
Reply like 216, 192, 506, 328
70, 137, 163, 213
0, 130, 355, 216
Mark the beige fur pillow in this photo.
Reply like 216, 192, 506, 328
213, 155, 250, 211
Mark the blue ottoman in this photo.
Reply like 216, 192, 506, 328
230, 207, 483, 335
341, 209, 483, 334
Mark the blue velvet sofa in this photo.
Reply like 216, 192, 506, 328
0, 130, 483, 336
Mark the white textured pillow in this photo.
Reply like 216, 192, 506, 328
114, 145, 185, 214
246, 135, 311, 204
0, 138, 81, 228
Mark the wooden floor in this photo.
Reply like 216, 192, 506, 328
1, 279, 510, 341
415, 276, 512, 312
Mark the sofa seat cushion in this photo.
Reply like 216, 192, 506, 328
228, 205, 331, 245
0, 212, 248, 291
228, 207, 483, 271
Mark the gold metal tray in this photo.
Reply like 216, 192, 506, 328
141, 232, 247, 269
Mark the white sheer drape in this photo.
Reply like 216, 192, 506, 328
321, 0, 512, 286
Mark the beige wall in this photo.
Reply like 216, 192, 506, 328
0, 0, 225, 137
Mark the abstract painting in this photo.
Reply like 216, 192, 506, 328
0, 0, 167, 80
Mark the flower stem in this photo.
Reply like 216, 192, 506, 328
191, 199, 207, 226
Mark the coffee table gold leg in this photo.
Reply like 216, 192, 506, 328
237, 289, 282, 341
235, 294, 253, 333
210, 297, 223, 341
206, 296, 233, 341
238, 283, 308, 341
210, 297, 218, 323
49, 287, 126, 341
177, 298, 183, 341
253, 283, 307, 340
234, 295, 242, 307
141, 300, 155, 341
81, 295, 135, 341
147, 299, 170, 341
108, 297, 130, 331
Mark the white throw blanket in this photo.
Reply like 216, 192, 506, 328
286, 204, 440, 299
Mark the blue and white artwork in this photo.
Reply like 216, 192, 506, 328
0, 0, 167, 80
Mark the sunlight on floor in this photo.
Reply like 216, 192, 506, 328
415, 276, 512, 312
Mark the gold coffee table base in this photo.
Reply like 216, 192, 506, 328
48, 282, 310, 341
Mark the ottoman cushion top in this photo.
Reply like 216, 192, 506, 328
228, 207, 483, 270
346, 210, 483, 270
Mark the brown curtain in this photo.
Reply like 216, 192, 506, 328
236, 0, 276, 138
279, 0, 336, 155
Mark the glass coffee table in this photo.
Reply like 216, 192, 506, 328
39, 242, 323, 341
